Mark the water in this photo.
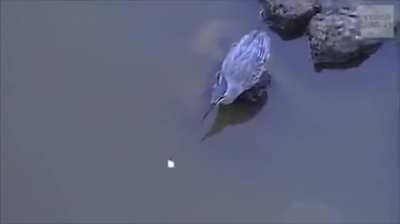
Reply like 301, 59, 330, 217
1, 0, 399, 223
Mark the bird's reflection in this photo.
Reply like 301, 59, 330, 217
201, 80, 269, 141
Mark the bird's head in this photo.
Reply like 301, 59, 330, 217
202, 73, 241, 120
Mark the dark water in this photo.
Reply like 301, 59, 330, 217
1, 1, 399, 223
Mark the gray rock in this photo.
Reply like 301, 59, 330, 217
308, 6, 382, 70
260, 0, 321, 39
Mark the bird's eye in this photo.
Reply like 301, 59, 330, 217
217, 72, 223, 85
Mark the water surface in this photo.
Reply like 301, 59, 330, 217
1, 0, 399, 223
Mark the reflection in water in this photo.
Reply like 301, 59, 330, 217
313, 43, 382, 72
192, 19, 246, 61
201, 86, 268, 141
269, 25, 307, 41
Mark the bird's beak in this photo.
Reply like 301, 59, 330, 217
202, 103, 216, 121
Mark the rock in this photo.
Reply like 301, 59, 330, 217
237, 71, 271, 103
308, 6, 382, 70
260, 0, 321, 39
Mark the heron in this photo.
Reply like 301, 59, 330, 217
203, 30, 272, 120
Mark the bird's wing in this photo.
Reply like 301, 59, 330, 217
242, 39, 270, 89
241, 56, 266, 90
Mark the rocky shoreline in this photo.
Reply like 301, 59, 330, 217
259, 0, 398, 70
